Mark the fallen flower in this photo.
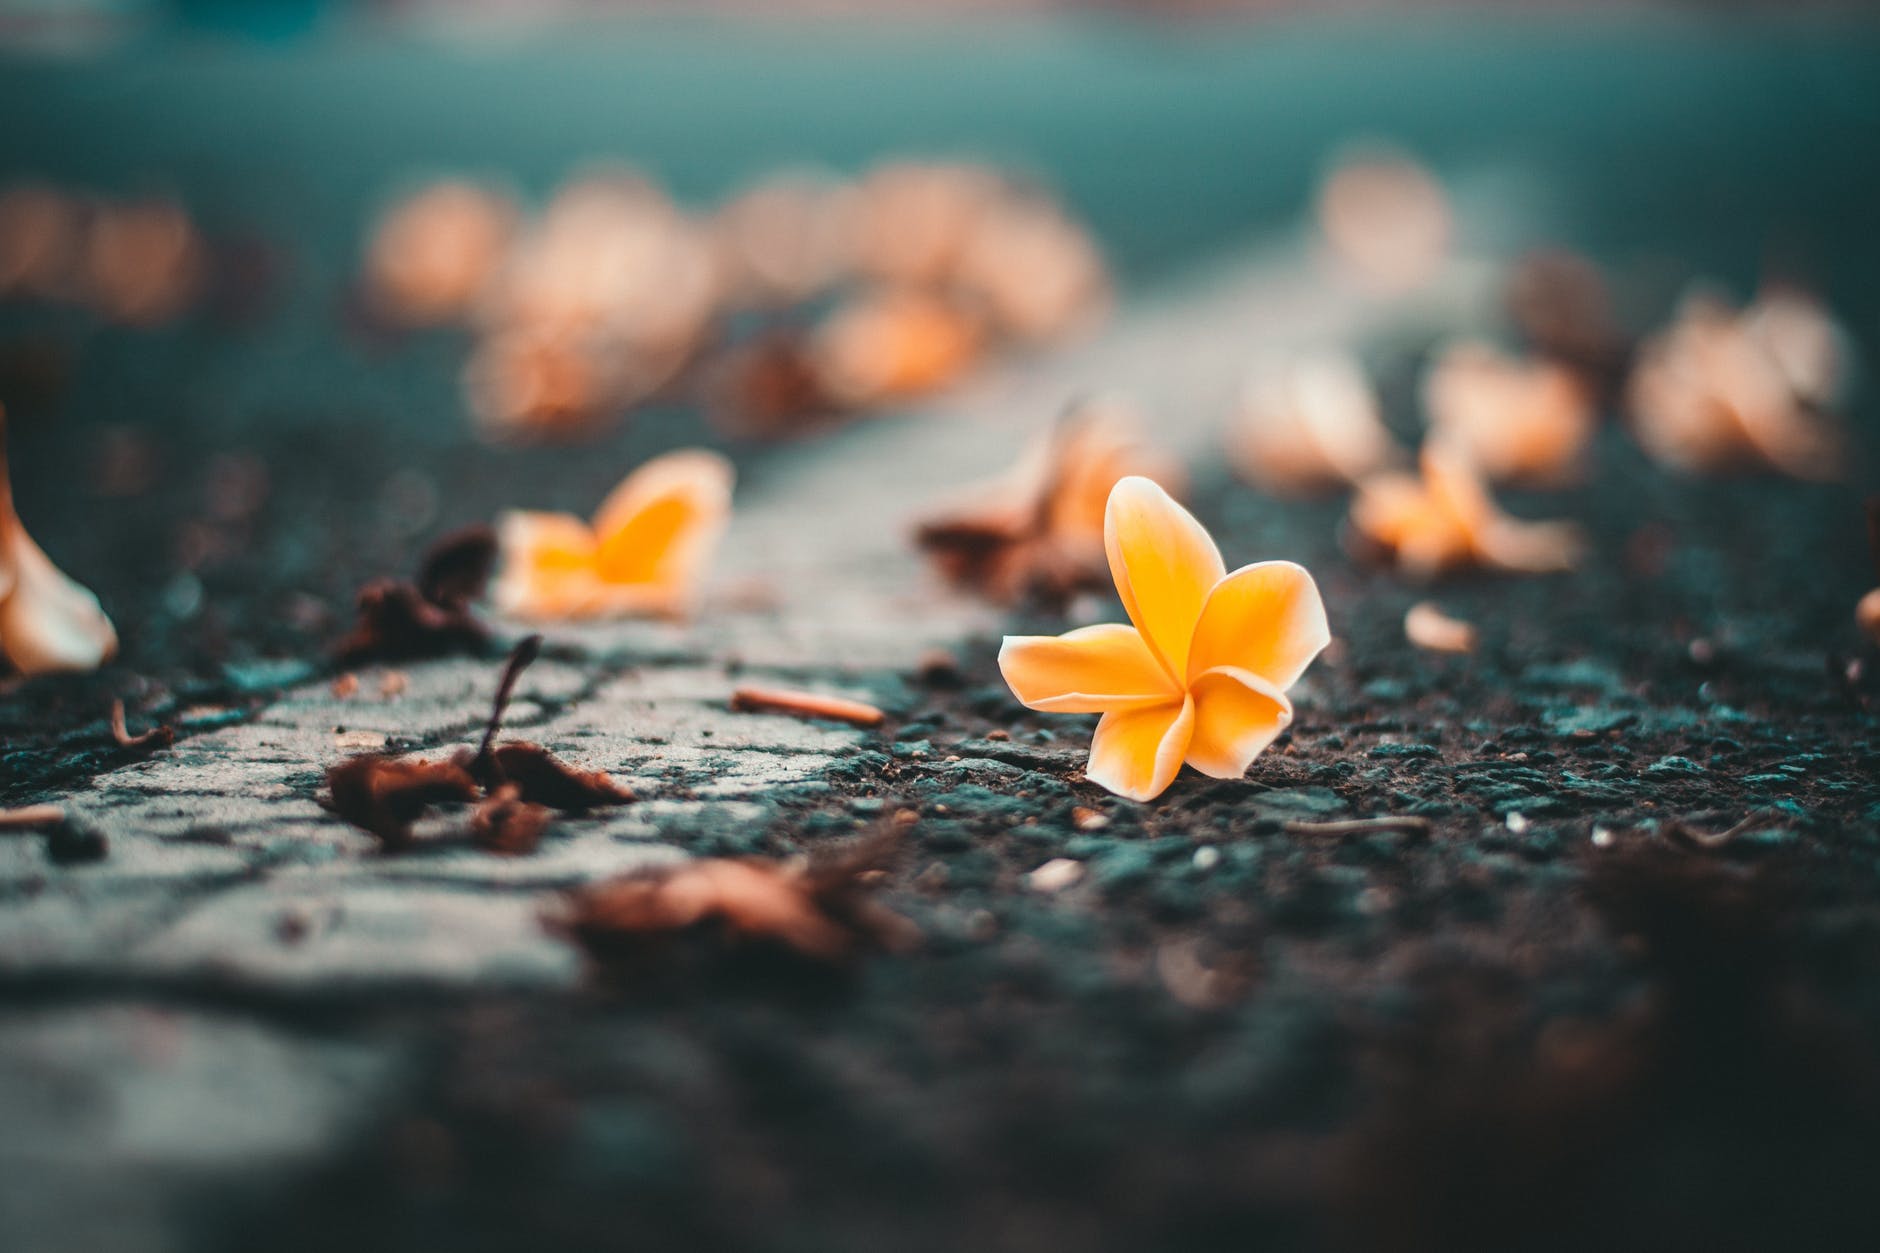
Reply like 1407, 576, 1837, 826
729, 684, 886, 729
1228, 351, 1398, 495
1349, 441, 1584, 578
917, 398, 1183, 603
109, 699, 175, 754
1403, 601, 1477, 654
1422, 340, 1596, 486
1627, 290, 1847, 480
811, 288, 983, 408
493, 449, 734, 620
333, 525, 497, 665
712, 169, 858, 309
363, 179, 517, 327
999, 476, 1331, 801
951, 191, 1109, 343
0, 406, 118, 675
557, 834, 914, 962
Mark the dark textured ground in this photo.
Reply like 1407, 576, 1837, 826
6, 15, 1880, 1253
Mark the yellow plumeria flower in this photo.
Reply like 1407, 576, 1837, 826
493, 449, 733, 620
999, 476, 1330, 801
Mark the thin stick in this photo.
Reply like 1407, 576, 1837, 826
109, 700, 175, 752
0, 804, 64, 831
472, 634, 543, 779
1665, 811, 1781, 852
1283, 816, 1433, 839
730, 685, 886, 728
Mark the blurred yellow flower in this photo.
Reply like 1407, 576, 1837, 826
999, 477, 1329, 801
1349, 441, 1582, 579
493, 450, 734, 620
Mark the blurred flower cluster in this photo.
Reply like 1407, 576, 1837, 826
361, 159, 1109, 442
0, 184, 204, 325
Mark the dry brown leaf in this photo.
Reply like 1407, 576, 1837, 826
333, 526, 497, 665
325, 753, 480, 851
558, 835, 914, 962
470, 783, 553, 857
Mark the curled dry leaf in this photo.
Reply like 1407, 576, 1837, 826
999, 477, 1332, 802
0, 407, 119, 675
1229, 351, 1398, 495
1627, 290, 1848, 480
493, 449, 734, 620
1315, 146, 1451, 294
1423, 340, 1596, 487
1349, 441, 1584, 578
470, 784, 553, 857
557, 833, 915, 963
1403, 601, 1477, 654
325, 753, 480, 851
471, 743, 636, 810
917, 397, 1184, 604
333, 525, 497, 665
364, 180, 517, 327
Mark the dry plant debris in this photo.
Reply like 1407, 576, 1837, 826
324, 636, 632, 854
0, 406, 118, 675
492, 449, 733, 620
1349, 441, 1584, 578
1627, 289, 1848, 480
108, 699, 175, 755
1000, 477, 1331, 801
1422, 340, 1596, 486
916, 397, 1183, 604
557, 832, 914, 963
1403, 601, 1478, 654
334, 524, 498, 664
1229, 350, 1400, 495
728, 684, 887, 729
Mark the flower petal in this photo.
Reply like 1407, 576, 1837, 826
1184, 667, 1292, 779
1084, 696, 1195, 802
591, 450, 735, 607
492, 510, 601, 618
999, 624, 1181, 713
1102, 476, 1223, 680
1185, 559, 1331, 691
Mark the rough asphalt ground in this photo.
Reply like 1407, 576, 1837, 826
3, 219, 1880, 1253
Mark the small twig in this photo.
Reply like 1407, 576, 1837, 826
1664, 811, 1783, 852
1283, 816, 1433, 839
730, 684, 886, 728
109, 700, 175, 753
471, 634, 543, 781
0, 804, 65, 831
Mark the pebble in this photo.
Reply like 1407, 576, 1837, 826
1028, 858, 1085, 893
